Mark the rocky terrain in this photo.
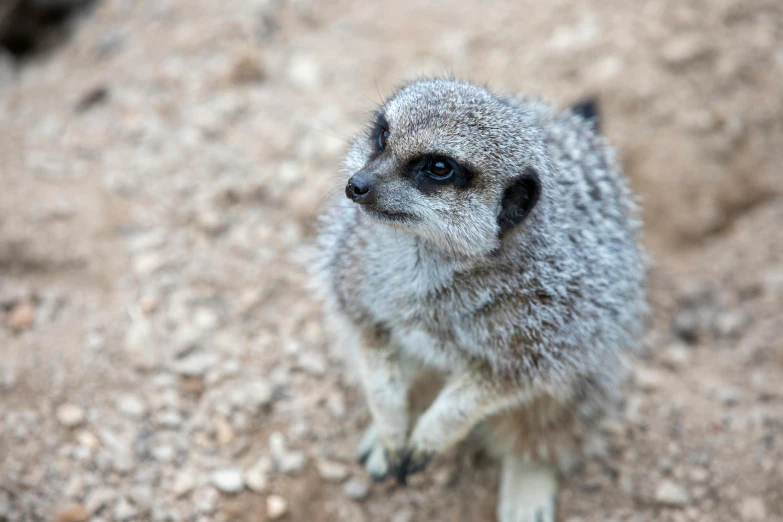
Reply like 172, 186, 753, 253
1, 0, 782, 521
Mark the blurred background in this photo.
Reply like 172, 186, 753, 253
1, 0, 782, 521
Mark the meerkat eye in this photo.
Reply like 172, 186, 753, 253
377, 128, 390, 150
426, 157, 454, 180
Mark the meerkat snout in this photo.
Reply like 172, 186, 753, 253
345, 171, 374, 203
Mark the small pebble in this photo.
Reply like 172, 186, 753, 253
210, 468, 244, 494
392, 509, 414, 522
661, 34, 711, 66
270, 431, 307, 474
230, 51, 265, 84
247, 381, 274, 408
174, 352, 220, 377
738, 497, 767, 522
53, 504, 90, 522
56, 403, 86, 428
343, 477, 371, 501
297, 352, 327, 376
316, 459, 348, 483
113, 498, 137, 521
661, 344, 691, 371
326, 392, 347, 418
719, 387, 743, 406
266, 495, 288, 519
9, 301, 35, 331
151, 444, 176, 463
172, 472, 196, 497
244, 459, 271, 493
85, 488, 116, 514
215, 417, 236, 445
115, 395, 146, 419
193, 487, 218, 514
634, 367, 664, 392
689, 468, 709, 483
655, 479, 689, 507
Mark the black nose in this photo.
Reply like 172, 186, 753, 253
345, 171, 374, 203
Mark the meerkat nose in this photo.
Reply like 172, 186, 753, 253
345, 171, 374, 203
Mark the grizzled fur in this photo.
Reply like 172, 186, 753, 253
314, 78, 646, 521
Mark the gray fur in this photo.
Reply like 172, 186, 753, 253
313, 78, 647, 518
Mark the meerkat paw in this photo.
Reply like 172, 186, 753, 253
356, 426, 391, 480
390, 446, 434, 485
497, 457, 557, 522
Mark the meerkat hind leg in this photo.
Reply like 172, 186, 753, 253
498, 455, 557, 522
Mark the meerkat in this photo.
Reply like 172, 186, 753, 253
313, 78, 646, 522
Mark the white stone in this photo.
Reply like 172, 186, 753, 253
172, 472, 196, 497
56, 403, 86, 428
151, 444, 176, 463
661, 344, 691, 371
655, 480, 689, 507
269, 431, 307, 474
247, 381, 274, 408
116, 395, 146, 419
244, 460, 271, 493
113, 498, 137, 521
326, 392, 346, 418
174, 352, 220, 377
738, 497, 767, 522
297, 352, 326, 376
287, 56, 320, 91
634, 367, 664, 392
266, 495, 288, 519
85, 488, 116, 514
343, 477, 370, 501
719, 387, 743, 406
157, 410, 183, 428
210, 469, 244, 494
316, 460, 348, 483
661, 34, 710, 66
193, 487, 218, 514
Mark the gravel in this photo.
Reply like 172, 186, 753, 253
1, 1, 782, 521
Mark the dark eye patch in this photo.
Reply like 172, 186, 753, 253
369, 112, 389, 155
407, 154, 474, 194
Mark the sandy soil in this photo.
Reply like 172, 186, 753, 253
1, 0, 782, 521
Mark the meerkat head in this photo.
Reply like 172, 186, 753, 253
343, 78, 547, 258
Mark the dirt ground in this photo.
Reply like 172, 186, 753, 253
1, 0, 782, 521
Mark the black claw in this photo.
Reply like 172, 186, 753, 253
409, 453, 433, 475
393, 450, 433, 486
395, 450, 412, 485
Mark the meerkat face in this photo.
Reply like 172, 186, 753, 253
343, 79, 543, 258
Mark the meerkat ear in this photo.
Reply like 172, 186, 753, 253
498, 167, 541, 234
571, 96, 601, 132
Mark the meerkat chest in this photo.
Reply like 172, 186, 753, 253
347, 229, 478, 369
